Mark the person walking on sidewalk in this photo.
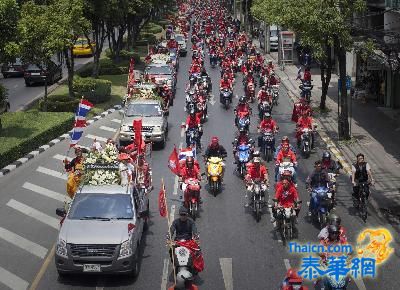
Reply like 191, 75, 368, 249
351, 153, 375, 206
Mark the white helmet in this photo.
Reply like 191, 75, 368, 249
175, 269, 193, 289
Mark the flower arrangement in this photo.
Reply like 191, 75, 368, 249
150, 53, 171, 64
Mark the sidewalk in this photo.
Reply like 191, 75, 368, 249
253, 40, 400, 215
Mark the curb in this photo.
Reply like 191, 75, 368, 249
0, 105, 122, 178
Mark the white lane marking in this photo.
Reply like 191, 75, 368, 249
0, 266, 29, 290
219, 258, 233, 290
161, 258, 169, 290
179, 142, 183, 149
36, 166, 67, 180
169, 205, 176, 224
96, 277, 104, 290
180, 127, 185, 138
22, 182, 65, 202
354, 278, 367, 290
173, 175, 179, 195
6, 199, 59, 230
99, 126, 117, 133
111, 119, 122, 124
85, 134, 108, 142
53, 154, 71, 161
0, 227, 48, 259
284, 258, 291, 270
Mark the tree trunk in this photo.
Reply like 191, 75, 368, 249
338, 45, 350, 140
127, 20, 132, 51
320, 42, 332, 110
64, 47, 75, 98
90, 21, 106, 78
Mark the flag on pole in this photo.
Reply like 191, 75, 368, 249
70, 99, 93, 147
158, 180, 167, 218
133, 119, 143, 154
168, 146, 181, 175
178, 146, 197, 161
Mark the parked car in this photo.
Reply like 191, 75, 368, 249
24, 61, 63, 87
119, 99, 168, 148
1, 58, 27, 78
269, 25, 279, 51
175, 34, 187, 56
144, 63, 176, 94
72, 38, 95, 57
55, 183, 148, 277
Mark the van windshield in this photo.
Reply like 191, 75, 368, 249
270, 30, 278, 37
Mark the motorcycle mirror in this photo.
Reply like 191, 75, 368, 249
200, 172, 206, 176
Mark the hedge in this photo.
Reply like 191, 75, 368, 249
0, 112, 74, 169
139, 32, 157, 44
105, 49, 141, 64
73, 76, 112, 104
39, 94, 80, 112
142, 22, 163, 34
77, 58, 128, 77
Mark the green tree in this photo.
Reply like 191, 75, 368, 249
252, 0, 366, 139
0, 0, 19, 63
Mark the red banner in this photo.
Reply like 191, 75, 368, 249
158, 181, 167, 218
168, 146, 180, 175
133, 119, 143, 154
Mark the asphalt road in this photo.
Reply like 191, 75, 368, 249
0, 40, 398, 290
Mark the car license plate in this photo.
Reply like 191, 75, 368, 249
83, 264, 101, 272
31, 72, 40, 76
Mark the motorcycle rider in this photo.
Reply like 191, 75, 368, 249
317, 212, 347, 243
220, 74, 233, 91
275, 142, 298, 184
296, 110, 315, 148
257, 85, 272, 105
281, 268, 309, 290
185, 110, 202, 149
179, 156, 201, 207
233, 128, 254, 162
291, 98, 312, 122
258, 112, 278, 148
204, 136, 227, 181
303, 66, 312, 82
234, 96, 251, 127
186, 76, 198, 93
272, 178, 300, 230
169, 206, 198, 241
244, 156, 269, 207
306, 160, 330, 216
351, 153, 374, 206
268, 72, 279, 87
321, 151, 340, 173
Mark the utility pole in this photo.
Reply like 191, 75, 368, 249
265, 24, 270, 54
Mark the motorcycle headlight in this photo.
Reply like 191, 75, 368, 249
56, 239, 68, 258
118, 239, 133, 259
121, 125, 130, 132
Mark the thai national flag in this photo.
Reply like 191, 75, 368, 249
70, 99, 93, 147
178, 147, 197, 161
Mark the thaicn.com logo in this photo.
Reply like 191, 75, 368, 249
289, 228, 394, 285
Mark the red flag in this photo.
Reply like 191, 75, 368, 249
168, 146, 180, 175
133, 119, 143, 154
158, 181, 167, 218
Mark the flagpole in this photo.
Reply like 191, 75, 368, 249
162, 178, 177, 286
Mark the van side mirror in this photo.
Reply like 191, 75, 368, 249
56, 208, 66, 217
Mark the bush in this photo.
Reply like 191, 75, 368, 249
39, 94, 80, 112
134, 40, 149, 46
0, 84, 7, 103
139, 32, 157, 44
105, 49, 141, 63
77, 58, 127, 77
73, 76, 112, 104
157, 20, 170, 28
0, 112, 74, 169
142, 22, 163, 34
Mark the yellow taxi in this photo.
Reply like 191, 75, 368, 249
72, 38, 95, 57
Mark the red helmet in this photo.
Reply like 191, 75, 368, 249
286, 268, 303, 283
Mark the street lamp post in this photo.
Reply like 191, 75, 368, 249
42, 75, 48, 112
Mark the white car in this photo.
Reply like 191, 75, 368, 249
175, 34, 187, 57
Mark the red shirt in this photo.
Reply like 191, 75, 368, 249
237, 134, 249, 145
297, 116, 313, 129
276, 149, 297, 164
179, 166, 200, 180
186, 115, 201, 128
236, 104, 250, 114
303, 71, 311, 81
274, 185, 299, 207
259, 119, 277, 131
246, 163, 268, 180
220, 79, 232, 89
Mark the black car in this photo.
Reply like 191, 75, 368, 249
24, 61, 63, 86
1, 58, 27, 78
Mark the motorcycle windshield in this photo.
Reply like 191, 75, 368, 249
239, 117, 248, 126
238, 144, 250, 161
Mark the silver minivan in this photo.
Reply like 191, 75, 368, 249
55, 184, 149, 277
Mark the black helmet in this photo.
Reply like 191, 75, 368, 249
328, 225, 340, 235
179, 206, 189, 216
322, 151, 331, 160
239, 96, 246, 104
327, 213, 341, 227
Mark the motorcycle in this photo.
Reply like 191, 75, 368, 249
220, 88, 232, 109
259, 129, 275, 162
236, 111, 250, 132
184, 178, 201, 220
300, 128, 312, 158
201, 75, 211, 95
186, 128, 201, 150
236, 144, 251, 178
258, 100, 272, 119
246, 81, 256, 103
310, 186, 332, 229
278, 161, 296, 183
271, 85, 279, 106
185, 90, 196, 112
206, 156, 224, 196
273, 201, 300, 246
210, 53, 217, 68
247, 180, 268, 222
299, 80, 313, 102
